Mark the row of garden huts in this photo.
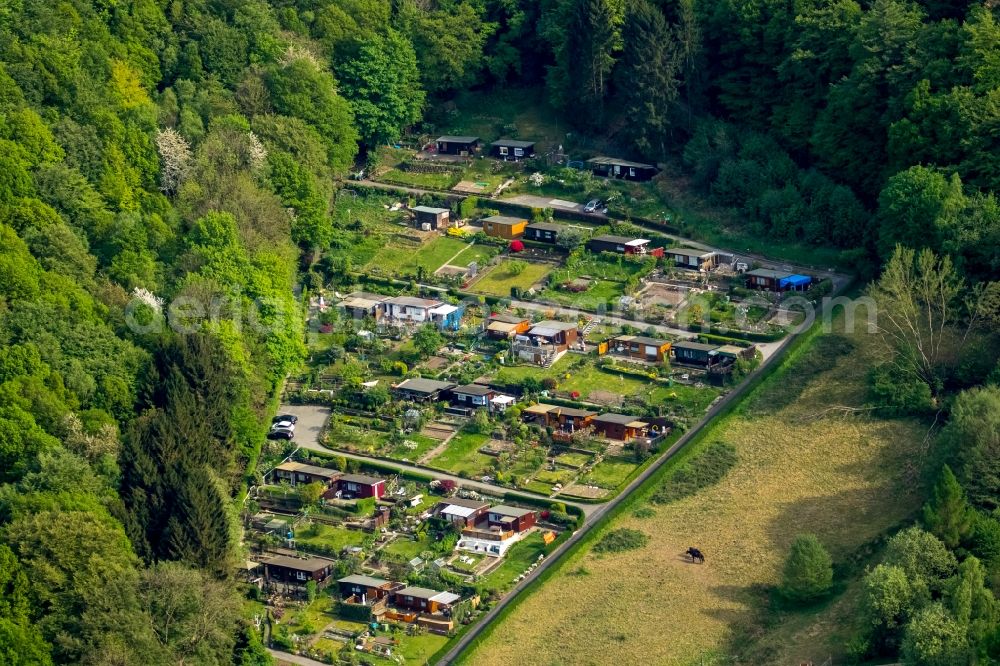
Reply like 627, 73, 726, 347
432, 136, 659, 180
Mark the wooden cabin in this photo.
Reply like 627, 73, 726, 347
515, 320, 579, 364
264, 554, 335, 586
384, 295, 444, 323
665, 247, 719, 271
338, 292, 388, 320
338, 575, 397, 604
412, 206, 450, 230
435, 135, 479, 155
520, 403, 594, 432
523, 222, 561, 244
481, 215, 527, 239
745, 268, 790, 291
485, 312, 531, 339
586, 156, 659, 181
592, 413, 650, 442
451, 384, 496, 409
487, 505, 537, 532
588, 234, 661, 257
393, 586, 462, 614
270, 462, 343, 498
672, 341, 720, 366
434, 497, 491, 528
393, 378, 456, 403
337, 473, 386, 499
606, 335, 672, 363
490, 139, 535, 160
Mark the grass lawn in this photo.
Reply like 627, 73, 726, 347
532, 468, 576, 486
579, 456, 638, 489
325, 419, 388, 453
649, 381, 723, 414
294, 523, 367, 553
478, 532, 549, 593
427, 429, 491, 476
324, 193, 411, 269
384, 534, 433, 560
538, 279, 625, 307
366, 234, 479, 276
385, 433, 440, 462
451, 553, 485, 573
312, 636, 347, 657
281, 595, 335, 635
495, 355, 725, 416
522, 480, 555, 495
463, 319, 930, 666
447, 241, 498, 269
397, 631, 451, 663
470, 260, 552, 297
554, 452, 591, 468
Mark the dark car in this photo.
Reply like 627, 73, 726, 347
267, 427, 294, 440
272, 414, 298, 424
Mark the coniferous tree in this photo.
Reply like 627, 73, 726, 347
615, 0, 682, 157
923, 465, 974, 549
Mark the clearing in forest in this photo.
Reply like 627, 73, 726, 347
461, 323, 929, 666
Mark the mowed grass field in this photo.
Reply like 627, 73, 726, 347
365, 235, 497, 276
470, 260, 552, 296
461, 322, 929, 665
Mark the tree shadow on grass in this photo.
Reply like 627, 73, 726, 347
713, 486, 920, 663
744, 333, 856, 416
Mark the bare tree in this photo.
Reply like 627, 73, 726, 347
867, 246, 997, 393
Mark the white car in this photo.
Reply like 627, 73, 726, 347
271, 420, 296, 432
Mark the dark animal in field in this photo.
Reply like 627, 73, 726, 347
686, 547, 705, 563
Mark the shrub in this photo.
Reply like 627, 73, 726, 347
594, 528, 649, 554
867, 363, 933, 416
651, 442, 738, 504
780, 534, 834, 602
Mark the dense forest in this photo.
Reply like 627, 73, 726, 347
0, 0, 998, 664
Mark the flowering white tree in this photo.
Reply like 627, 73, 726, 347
132, 287, 164, 313
246, 131, 267, 170
279, 44, 321, 69
155, 128, 192, 195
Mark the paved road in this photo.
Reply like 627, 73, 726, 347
275, 404, 599, 517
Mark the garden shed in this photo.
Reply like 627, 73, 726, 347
490, 139, 536, 160
586, 156, 659, 181
435, 135, 480, 155
412, 206, 450, 230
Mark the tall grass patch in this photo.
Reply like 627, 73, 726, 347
650, 441, 738, 504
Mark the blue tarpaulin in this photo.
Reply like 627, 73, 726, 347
779, 274, 812, 289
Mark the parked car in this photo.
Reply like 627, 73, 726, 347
583, 199, 607, 214
271, 420, 296, 432
267, 427, 294, 440
272, 414, 298, 424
